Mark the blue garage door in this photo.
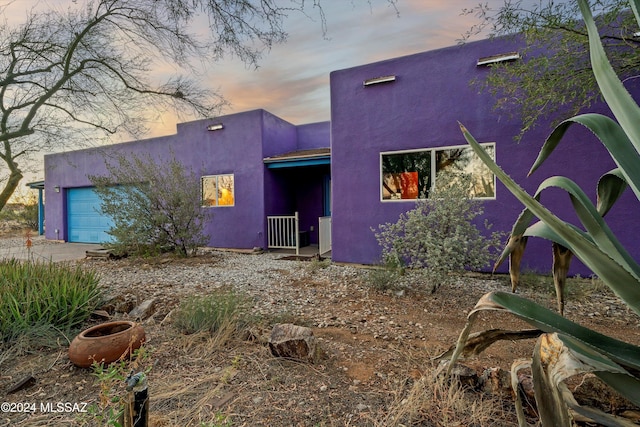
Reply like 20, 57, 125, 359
67, 187, 113, 243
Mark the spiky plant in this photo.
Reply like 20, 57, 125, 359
448, 1, 640, 425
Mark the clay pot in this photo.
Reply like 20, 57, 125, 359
68, 321, 145, 368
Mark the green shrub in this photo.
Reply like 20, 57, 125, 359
0, 259, 101, 343
374, 172, 504, 292
90, 153, 211, 257
366, 257, 405, 292
173, 288, 250, 337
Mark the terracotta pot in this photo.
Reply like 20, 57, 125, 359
68, 321, 145, 368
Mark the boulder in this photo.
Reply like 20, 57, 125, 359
129, 299, 156, 320
479, 367, 511, 396
268, 323, 318, 363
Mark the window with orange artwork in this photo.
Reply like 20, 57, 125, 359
201, 174, 234, 207
380, 143, 495, 201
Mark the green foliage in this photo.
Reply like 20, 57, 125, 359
85, 347, 152, 427
464, 0, 640, 141
373, 172, 504, 292
0, 259, 101, 343
451, 1, 640, 424
89, 153, 211, 257
366, 257, 405, 292
173, 288, 251, 337
0, 191, 38, 230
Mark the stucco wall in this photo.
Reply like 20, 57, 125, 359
45, 110, 286, 249
329, 37, 640, 275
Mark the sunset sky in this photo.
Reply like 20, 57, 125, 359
189, 0, 504, 129
7, 0, 513, 134
6, 0, 517, 184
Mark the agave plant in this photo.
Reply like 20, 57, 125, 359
447, 0, 640, 425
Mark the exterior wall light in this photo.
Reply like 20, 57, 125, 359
54, 186, 60, 193
363, 75, 396, 87
207, 123, 224, 131
477, 52, 520, 66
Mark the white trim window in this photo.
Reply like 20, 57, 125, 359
202, 174, 235, 207
380, 143, 496, 201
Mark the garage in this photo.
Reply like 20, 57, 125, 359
67, 187, 113, 243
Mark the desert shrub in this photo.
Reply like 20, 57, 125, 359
367, 257, 405, 292
0, 259, 101, 343
374, 172, 504, 292
173, 288, 251, 339
89, 153, 211, 257
0, 200, 38, 231
15, 202, 38, 230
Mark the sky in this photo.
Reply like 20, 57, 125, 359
183, 0, 499, 130
4, 0, 513, 186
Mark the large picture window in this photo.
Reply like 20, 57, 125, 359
202, 174, 235, 207
381, 143, 495, 201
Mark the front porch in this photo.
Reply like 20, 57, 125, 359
270, 244, 331, 259
264, 148, 332, 256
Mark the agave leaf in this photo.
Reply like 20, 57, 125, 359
532, 334, 572, 426
631, 0, 640, 27
523, 221, 581, 248
494, 167, 628, 273
436, 328, 542, 360
558, 382, 638, 427
529, 114, 640, 202
535, 333, 638, 427
534, 175, 638, 277
451, 291, 640, 375
511, 359, 533, 427
597, 169, 628, 216
595, 370, 640, 407
448, 292, 640, 413
460, 124, 640, 315
578, 0, 640, 153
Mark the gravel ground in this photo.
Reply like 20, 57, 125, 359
3, 237, 640, 426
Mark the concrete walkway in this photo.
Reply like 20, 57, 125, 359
0, 238, 102, 262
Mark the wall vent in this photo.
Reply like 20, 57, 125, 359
477, 52, 520, 66
363, 75, 396, 87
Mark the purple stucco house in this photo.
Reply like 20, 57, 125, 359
44, 35, 640, 275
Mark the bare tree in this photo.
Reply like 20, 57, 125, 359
0, 0, 334, 211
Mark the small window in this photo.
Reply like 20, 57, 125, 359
381, 143, 495, 201
202, 174, 234, 207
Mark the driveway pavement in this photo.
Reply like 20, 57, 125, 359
0, 237, 102, 262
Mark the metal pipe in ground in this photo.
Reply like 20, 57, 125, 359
123, 372, 148, 427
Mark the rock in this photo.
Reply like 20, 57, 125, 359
436, 360, 478, 389
268, 323, 318, 363
100, 293, 137, 314
91, 309, 111, 319
129, 299, 156, 320
479, 367, 511, 396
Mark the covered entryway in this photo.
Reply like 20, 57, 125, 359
67, 187, 113, 243
264, 149, 331, 255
